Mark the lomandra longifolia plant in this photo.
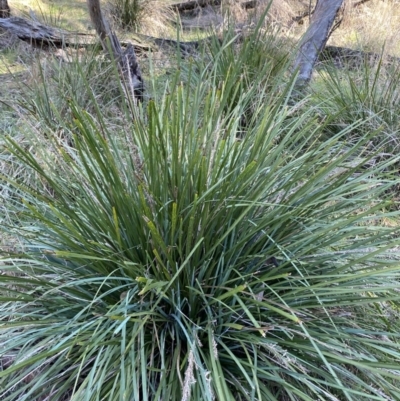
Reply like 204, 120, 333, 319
1, 27, 400, 401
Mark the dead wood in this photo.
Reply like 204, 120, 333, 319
3, 13, 395, 89
293, 0, 371, 25
86, 0, 143, 102
292, 9, 314, 23
0, 0, 10, 18
292, 0, 344, 85
0, 17, 96, 47
321, 45, 400, 68
353, 0, 373, 7
171, 0, 258, 13
0, 15, 208, 57
172, 0, 221, 12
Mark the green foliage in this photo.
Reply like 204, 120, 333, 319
109, 0, 146, 31
190, 17, 291, 130
15, 47, 121, 136
310, 55, 400, 208
1, 28, 400, 401
312, 58, 400, 151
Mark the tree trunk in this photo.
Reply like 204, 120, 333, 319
292, 0, 344, 85
86, 0, 144, 102
0, 0, 10, 18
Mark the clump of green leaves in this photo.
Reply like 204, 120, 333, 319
192, 17, 291, 130
312, 57, 400, 151
1, 27, 400, 401
108, 0, 147, 30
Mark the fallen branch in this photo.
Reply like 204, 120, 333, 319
292, 9, 314, 23
2, 15, 395, 76
171, 0, 221, 12
321, 45, 400, 68
293, 0, 371, 24
0, 15, 214, 56
171, 0, 258, 12
353, 0, 373, 7
86, 0, 143, 102
0, 0, 10, 18
0, 17, 81, 46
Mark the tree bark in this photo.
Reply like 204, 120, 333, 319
0, 16, 89, 47
0, 0, 10, 18
292, 0, 344, 85
86, 0, 144, 102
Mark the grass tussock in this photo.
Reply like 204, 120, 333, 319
1, 23, 400, 401
108, 0, 174, 36
1, 4, 400, 401
312, 57, 400, 154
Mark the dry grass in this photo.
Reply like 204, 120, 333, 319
217, 0, 298, 32
106, 0, 175, 37
132, 0, 175, 37
4, 0, 400, 58
255, 0, 400, 57
330, 0, 400, 56
10, 0, 89, 31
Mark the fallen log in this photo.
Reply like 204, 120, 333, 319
0, 0, 10, 18
293, 0, 371, 24
321, 45, 400, 68
242, 0, 258, 10
0, 16, 94, 47
171, 0, 258, 13
2, 15, 396, 74
0, 13, 142, 101
353, 0, 373, 7
86, 0, 144, 102
0, 15, 213, 56
0, 16, 157, 54
171, 0, 221, 12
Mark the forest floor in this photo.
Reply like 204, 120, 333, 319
0, 0, 399, 75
